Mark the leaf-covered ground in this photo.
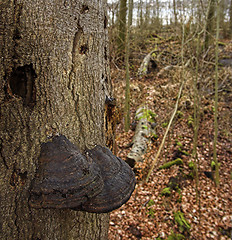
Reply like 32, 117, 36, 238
108, 39, 232, 240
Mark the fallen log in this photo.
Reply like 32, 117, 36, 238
126, 107, 156, 168
138, 50, 157, 76
138, 49, 181, 76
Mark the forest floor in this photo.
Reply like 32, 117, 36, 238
108, 35, 232, 240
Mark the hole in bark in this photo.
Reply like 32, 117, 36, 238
104, 47, 107, 60
104, 15, 108, 28
9, 64, 37, 107
18, 171, 28, 182
105, 77, 108, 83
13, 29, 21, 40
81, 5, 89, 14
79, 44, 88, 55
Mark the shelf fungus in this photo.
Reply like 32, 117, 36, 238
29, 135, 136, 213
29, 135, 103, 209
79, 146, 136, 213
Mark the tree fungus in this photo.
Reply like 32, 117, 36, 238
29, 135, 136, 213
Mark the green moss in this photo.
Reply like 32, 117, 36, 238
148, 208, 155, 218
146, 199, 155, 218
181, 150, 189, 156
218, 41, 226, 46
188, 171, 194, 179
142, 125, 148, 129
152, 133, 158, 139
159, 159, 183, 170
137, 109, 156, 123
147, 110, 156, 119
161, 187, 171, 196
147, 199, 155, 207
176, 141, 183, 147
177, 111, 184, 118
152, 52, 157, 58
176, 188, 182, 203
187, 116, 193, 128
174, 211, 191, 233
162, 122, 168, 128
211, 161, 221, 170
188, 161, 194, 169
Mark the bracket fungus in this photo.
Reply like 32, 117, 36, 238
29, 135, 103, 209
79, 146, 136, 213
29, 135, 136, 213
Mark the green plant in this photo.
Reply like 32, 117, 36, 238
162, 122, 168, 128
159, 159, 183, 170
161, 187, 171, 196
148, 208, 155, 218
176, 187, 182, 203
187, 116, 193, 127
174, 211, 191, 233
142, 124, 148, 129
177, 111, 184, 118
188, 161, 194, 169
146, 199, 155, 218
147, 199, 155, 207
152, 133, 158, 140
175, 140, 183, 147
211, 160, 221, 170
180, 150, 189, 156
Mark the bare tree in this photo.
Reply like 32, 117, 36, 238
118, 0, 128, 56
173, 0, 178, 24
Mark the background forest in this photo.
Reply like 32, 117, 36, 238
106, 0, 232, 239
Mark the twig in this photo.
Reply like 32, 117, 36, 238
145, 79, 186, 182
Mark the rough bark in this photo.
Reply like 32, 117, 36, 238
0, 0, 111, 239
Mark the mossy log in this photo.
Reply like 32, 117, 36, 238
138, 50, 157, 76
126, 107, 156, 167
159, 158, 183, 170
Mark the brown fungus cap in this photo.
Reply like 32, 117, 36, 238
79, 146, 136, 213
29, 135, 103, 209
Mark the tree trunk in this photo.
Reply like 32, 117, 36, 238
230, 0, 232, 35
117, 0, 127, 56
0, 0, 111, 239
173, 0, 178, 25
204, 0, 216, 49
124, 0, 132, 132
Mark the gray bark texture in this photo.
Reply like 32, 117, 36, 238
0, 0, 111, 239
